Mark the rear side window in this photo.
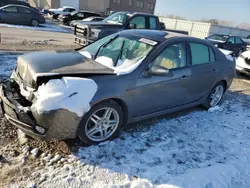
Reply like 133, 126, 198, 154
19, 7, 31, 13
149, 17, 157, 29
190, 43, 215, 65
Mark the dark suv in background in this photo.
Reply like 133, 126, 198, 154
205, 34, 247, 56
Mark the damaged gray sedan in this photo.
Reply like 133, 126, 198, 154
0, 30, 235, 145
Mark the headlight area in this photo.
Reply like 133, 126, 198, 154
0, 77, 98, 141
89, 29, 101, 38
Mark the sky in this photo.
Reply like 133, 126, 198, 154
155, 0, 250, 23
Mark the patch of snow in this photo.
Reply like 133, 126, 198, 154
79, 51, 92, 59
17, 129, 28, 145
94, 55, 146, 75
0, 53, 19, 79
31, 148, 39, 158
208, 105, 221, 112
0, 23, 71, 33
33, 77, 98, 117
24, 97, 250, 188
22, 146, 30, 154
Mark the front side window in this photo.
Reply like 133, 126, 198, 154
104, 12, 128, 24
227, 37, 235, 44
129, 16, 146, 29
149, 17, 157, 29
190, 43, 215, 65
150, 42, 187, 71
80, 35, 154, 69
3, 6, 18, 12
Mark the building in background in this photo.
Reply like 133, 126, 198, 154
28, 0, 156, 15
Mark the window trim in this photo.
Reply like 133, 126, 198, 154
188, 41, 217, 66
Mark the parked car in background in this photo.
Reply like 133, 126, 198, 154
205, 34, 247, 56
0, 0, 40, 12
48, 6, 75, 19
0, 30, 235, 145
242, 35, 250, 50
58, 10, 101, 25
74, 11, 189, 46
0, 0, 30, 7
70, 16, 104, 28
236, 51, 250, 76
0, 5, 45, 26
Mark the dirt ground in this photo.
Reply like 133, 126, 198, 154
0, 27, 79, 51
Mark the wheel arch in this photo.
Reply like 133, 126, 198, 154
220, 79, 228, 90
91, 98, 129, 125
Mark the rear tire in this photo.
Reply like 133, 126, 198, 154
30, 19, 39, 27
77, 101, 124, 145
202, 82, 226, 109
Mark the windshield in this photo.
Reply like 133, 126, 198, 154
70, 11, 78, 15
104, 12, 129, 24
79, 34, 155, 71
207, 35, 228, 42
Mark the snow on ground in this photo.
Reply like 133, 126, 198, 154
0, 22, 71, 33
1, 52, 250, 187
0, 52, 19, 79
18, 97, 249, 188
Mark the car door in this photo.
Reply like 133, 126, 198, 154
17, 7, 32, 25
128, 41, 192, 117
222, 36, 242, 53
234, 37, 246, 51
186, 41, 219, 103
0, 6, 19, 24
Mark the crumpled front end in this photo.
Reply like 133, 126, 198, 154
0, 77, 93, 141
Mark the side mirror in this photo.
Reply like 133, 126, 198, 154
227, 41, 233, 44
147, 65, 171, 76
128, 23, 136, 29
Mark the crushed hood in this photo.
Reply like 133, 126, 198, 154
16, 50, 114, 87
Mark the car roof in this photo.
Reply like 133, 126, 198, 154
62, 6, 75, 9
78, 10, 100, 14
119, 29, 192, 43
115, 11, 155, 16
1, 4, 32, 9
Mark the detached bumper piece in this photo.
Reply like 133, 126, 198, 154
0, 79, 46, 138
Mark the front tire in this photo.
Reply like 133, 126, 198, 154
202, 82, 226, 109
77, 101, 124, 145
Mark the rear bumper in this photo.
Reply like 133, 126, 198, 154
0, 80, 80, 141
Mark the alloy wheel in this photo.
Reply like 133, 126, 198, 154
85, 107, 120, 142
209, 85, 224, 107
